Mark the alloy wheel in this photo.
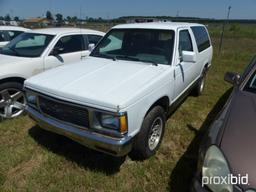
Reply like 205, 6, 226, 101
0, 88, 26, 118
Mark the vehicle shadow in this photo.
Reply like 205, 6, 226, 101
168, 88, 232, 192
28, 126, 126, 175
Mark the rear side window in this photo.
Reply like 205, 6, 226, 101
87, 35, 102, 45
191, 26, 210, 52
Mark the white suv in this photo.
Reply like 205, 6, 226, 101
25, 22, 213, 159
0, 28, 104, 118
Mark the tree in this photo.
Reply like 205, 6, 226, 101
55, 13, 63, 25
14, 16, 19, 21
66, 16, 72, 23
71, 16, 78, 24
4, 14, 11, 21
46, 11, 53, 21
0, 16, 4, 20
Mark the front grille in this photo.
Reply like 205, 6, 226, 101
38, 96, 89, 128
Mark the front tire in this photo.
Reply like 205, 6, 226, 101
130, 106, 166, 160
0, 82, 26, 119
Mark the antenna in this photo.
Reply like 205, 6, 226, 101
219, 6, 232, 54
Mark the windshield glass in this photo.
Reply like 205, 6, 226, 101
244, 70, 256, 94
0, 33, 54, 57
90, 29, 175, 65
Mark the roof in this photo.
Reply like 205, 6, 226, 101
113, 22, 204, 30
0, 26, 29, 31
29, 27, 105, 36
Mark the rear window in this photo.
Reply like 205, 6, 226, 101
191, 26, 210, 52
8, 30, 24, 40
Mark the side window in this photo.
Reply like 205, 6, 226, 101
191, 26, 210, 52
7, 31, 23, 40
87, 35, 102, 45
0, 31, 7, 42
54, 35, 83, 54
179, 30, 193, 52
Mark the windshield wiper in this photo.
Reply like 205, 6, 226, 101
116, 55, 158, 66
140, 60, 158, 66
115, 55, 140, 61
92, 53, 117, 61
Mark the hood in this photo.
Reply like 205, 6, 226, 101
0, 54, 29, 64
220, 90, 256, 189
0, 54, 32, 77
25, 57, 168, 110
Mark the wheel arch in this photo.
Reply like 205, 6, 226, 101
145, 96, 170, 117
0, 77, 26, 85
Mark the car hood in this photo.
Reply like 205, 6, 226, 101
0, 54, 29, 64
220, 90, 256, 189
25, 57, 168, 110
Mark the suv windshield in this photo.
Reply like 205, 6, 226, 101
90, 29, 175, 65
0, 33, 54, 57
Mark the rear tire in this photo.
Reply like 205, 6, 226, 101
130, 106, 166, 160
193, 68, 207, 96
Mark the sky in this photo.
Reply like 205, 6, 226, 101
0, 0, 256, 20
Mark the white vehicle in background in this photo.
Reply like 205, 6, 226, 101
25, 22, 213, 159
0, 28, 105, 119
0, 26, 30, 48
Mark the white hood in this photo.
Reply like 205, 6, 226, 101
25, 57, 168, 110
0, 54, 28, 65
0, 54, 36, 78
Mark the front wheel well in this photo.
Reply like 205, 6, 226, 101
146, 96, 170, 116
0, 77, 26, 85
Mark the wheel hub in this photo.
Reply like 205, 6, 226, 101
148, 117, 163, 151
0, 88, 26, 119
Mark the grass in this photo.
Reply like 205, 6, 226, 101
0, 23, 255, 192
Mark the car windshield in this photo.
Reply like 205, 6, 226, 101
244, 70, 256, 94
90, 29, 175, 65
0, 33, 54, 58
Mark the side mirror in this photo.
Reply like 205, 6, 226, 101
51, 46, 64, 56
224, 72, 241, 85
181, 51, 196, 63
88, 43, 95, 52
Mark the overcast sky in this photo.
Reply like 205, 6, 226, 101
0, 0, 256, 19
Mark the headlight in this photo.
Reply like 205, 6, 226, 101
93, 112, 128, 134
101, 114, 120, 129
202, 145, 232, 192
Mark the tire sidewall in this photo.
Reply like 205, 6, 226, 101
133, 106, 166, 159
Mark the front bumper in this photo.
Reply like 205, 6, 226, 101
27, 107, 133, 157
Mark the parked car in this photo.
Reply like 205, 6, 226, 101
0, 28, 105, 119
24, 22, 213, 159
192, 57, 256, 192
0, 26, 29, 48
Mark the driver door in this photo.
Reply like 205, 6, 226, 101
173, 28, 197, 99
44, 34, 88, 70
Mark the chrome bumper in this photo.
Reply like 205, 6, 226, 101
27, 107, 133, 157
